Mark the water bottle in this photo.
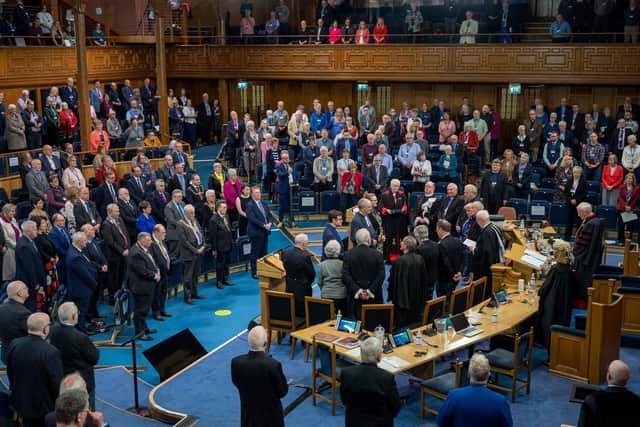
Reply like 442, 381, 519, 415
529, 273, 537, 295
517, 278, 525, 294
336, 309, 342, 325
492, 307, 498, 324
374, 325, 385, 346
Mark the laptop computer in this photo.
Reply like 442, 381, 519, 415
450, 313, 483, 338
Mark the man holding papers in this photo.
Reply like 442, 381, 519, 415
471, 210, 505, 299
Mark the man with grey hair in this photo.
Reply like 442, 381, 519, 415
573, 201, 605, 301
7, 312, 64, 426
577, 359, 639, 426
350, 198, 378, 247
0, 281, 30, 363
388, 235, 429, 328
177, 203, 205, 304
318, 240, 348, 314
102, 202, 129, 302
66, 231, 97, 332
231, 325, 288, 427
283, 233, 316, 317
414, 225, 438, 302
471, 210, 505, 299
127, 232, 161, 338
380, 178, 409, 261
54, 388, 91, 427
164, 188, 185, 255
343, 228, 385, 319
437, 352, 513, 426
340, 337, 401, 426
15, 219, 45, 311
49, 302, 99, 409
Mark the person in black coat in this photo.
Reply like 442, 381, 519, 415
126, 166, 148, 205
92, 172, 119, 220
573, 203, 605, 301
197, 94, 214, 146
0, 281, 30, 364
209, 200, 234, 289
340, 337, 401, 427
343, 229, 386, 320
414, 225, 438, 302
150, 225, 172, 320
436, 220, 465, 299
49, 302, 99, 409
117, 188, 139, 243
14, 221, 46, 312
349, 198, 379, 247
231, 326, 288, 427
246, 187, 273, 279
470, 212, 505, 299
127, 233, 160, 340
7, 312, 64, 427
435, 183, 465, 237
66, 232, 97, 332
74, 186, 101, 230
282, 234, 316, 318
101, 204, 130, 299
577, 359, 640, 427
564, 166, 588, 240
479, 159, 509, 214
511, 153, 533, 199
147, 179, 170, 226
81, 224, 108, 324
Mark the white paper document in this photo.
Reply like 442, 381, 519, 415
521, 255, 545, 268
378, 356, 410, 372
463, 239, 476, 250
621, 212, 638, 223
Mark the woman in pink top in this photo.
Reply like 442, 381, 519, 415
355, 20, 370, 44
240, 9, 255, 44
438, 111, 456, 143
223, 168, 243, 224
329, 20, 342, 44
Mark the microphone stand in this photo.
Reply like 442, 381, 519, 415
121, 330, 151, 417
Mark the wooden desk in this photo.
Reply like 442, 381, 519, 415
291, 296, 539, 379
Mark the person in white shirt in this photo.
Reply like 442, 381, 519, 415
622, 135, 640, 182
459, 10, 479, 44
37, 4, 53, 36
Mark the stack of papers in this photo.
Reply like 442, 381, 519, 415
378, 356, 410, 372
521, 249, 547, 268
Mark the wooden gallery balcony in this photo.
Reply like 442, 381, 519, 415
166, 44, 640, 85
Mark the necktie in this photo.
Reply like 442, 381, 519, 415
178, 174, 185, 192
223, 215, 230, 231
178, 152, 184, 164
444, 198, 453, 216
158, 241, 169, 269
160, 192, 166, 203
114, 220, 128, 246
376, 167, 380, 184
176, 202, 185, 218
256, 201, 267, 222
108, 183, 116, 201
364, 214, 372, 227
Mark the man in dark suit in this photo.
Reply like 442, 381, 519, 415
412, 181, 439, 238
556, 97, 571, 123
321, 209, 343, 261
568, 104, 585, 146
60, 77, 79, 113
414, 225, 438, 302
155, 154, 175, 184
164, 189, 186, 256
0, 281, 30, 364
197, 92, 214, 146
39, 144, 61, 178
120, 79, 134, 110
436, 220, 465, 299
436, 183, 464, 236
177, 204, 205, 304
140, 78, 155, 124
573, 202, 605, 302
335, 129, 358, 161
209, 200, 234, 290
74, 186, 101, 231
147, 179, 170, 225
127, 232, 160, 340
577, 359, 640, 427
150, 224, 172, 321
117, 188, 139, 242
80, 224, 108, 324
49, 302, 99, 409
437, 353, 513, 427
471, 211, 505, 299
340, 337, 401, 427
312, 17, 329, 44
226, 111, 246, 167
66, 231, 98, 332
167, 162, 189, 196
7, 312, 64, 427
349, 198, 378, 247
126, 166, 148, 205
479, 159, 510, 213
246, 187, 272, 279
49, 213, 71, 286
171, 142, 192, 171
283, 234, 316, 317
102, 204, 130, 301
609, 118, 633, 159
231, 326, 288, 427
276, 150, 296, 226
343, 229, 385, 320
363, 155, 389, 195
564, 167, 588, 240
15, 220, 45, 312
93, 170, 119, 220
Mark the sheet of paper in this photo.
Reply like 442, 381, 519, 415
378, 359, 397, 372
524, 249, 547, 263
8, 157, 18, 167
621, 212, 638, 224
344, 347, 361, 359
521, 254, 545, 268
531, 205, 546, 216
463, 239, 476, 250
380, 355, 410, 369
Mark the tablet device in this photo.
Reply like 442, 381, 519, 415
335, 318, 361, 334
389, 329, 413, 348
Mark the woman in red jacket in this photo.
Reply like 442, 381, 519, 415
602, 153, 624, 206
617, 173, 640, 243
58, 102, 78, 144
460, 123, 480, 183
340, 162, 362, 214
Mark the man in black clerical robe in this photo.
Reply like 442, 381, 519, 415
387, 236, 429, 328
380, 179, 408, 262
471, 211, 505, 299
536, 256, 576, 350
573, 203, 605, 301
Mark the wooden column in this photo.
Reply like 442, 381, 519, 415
49, 0, 59, 22
218, 79, 229, 121
155, 12, 169, 144
75, 1, 91, 152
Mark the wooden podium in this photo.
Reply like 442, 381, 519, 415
549, 279, 623, 384
257, 253, 286, 321
623, 232, 639, 276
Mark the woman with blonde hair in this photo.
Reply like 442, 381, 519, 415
554, 155, 574, 202
536, 239, 577, 350
0, 204, 20, 281
63, 186, 80, 233
61, 155, 85, 189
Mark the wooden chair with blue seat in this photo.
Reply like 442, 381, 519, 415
422, 296, 446, 326
264, 290, 306, 359
311, 336, 351, 415
449, 285, 471, 316
304, 296, 335, 362
486, 326, 534, 403
419, 359, 468, 418
361, 304, 394, 333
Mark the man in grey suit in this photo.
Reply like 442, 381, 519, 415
177, 204, 205, 305
89, 80, 103, 116
362, 155, 389, 195
24, 158, 49, 200
164, 189, 185, 256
